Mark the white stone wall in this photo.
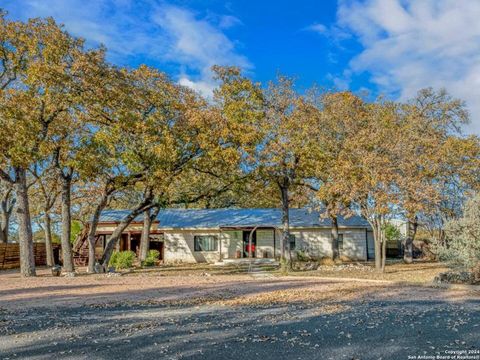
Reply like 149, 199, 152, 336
256, 229, 275, 258
290, 229, 333, 259
96, 223, 370, 263
163, 230, 222, 263
274, 228, 368, 261
339, 229, 368, 260
223, 231, 242, 259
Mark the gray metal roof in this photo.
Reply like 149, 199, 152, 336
99, 208, 371, 229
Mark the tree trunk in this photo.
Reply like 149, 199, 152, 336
43, 212, 54, 267
381, 225, 387, 272
60, 175, 74, 272
0, 186, 14, 244
139, 207, 160, 262
100, 198, 154, 268
139, 209, 152, 262
331, 215, 339, 261
279, 184, 290, 267
87, 191, 110, 273
374, 230, 382, 270
403, 216, 418, 264
372, 216, 382, 271
14, 167, 36, 277
438, 228, 446, 247
0, 210, 8, 243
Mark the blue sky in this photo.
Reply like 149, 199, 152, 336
3, 0, 480, 133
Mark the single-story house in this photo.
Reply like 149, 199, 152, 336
82, 208, 375, 264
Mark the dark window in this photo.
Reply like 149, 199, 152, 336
338, 234, 344, 250
194, 235, 218, 252
289, 234, 296, 250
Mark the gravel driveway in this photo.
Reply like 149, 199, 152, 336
0, 269, 479, 360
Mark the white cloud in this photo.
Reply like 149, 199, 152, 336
306, 23, 328, 34
5, 0, 158, 59
178, 77, 217, 97
327, 70, 352, 91
335, 0, 480, 134
4, 0, 249, 98
217, 15, 243, 29
153, 4, 251, 97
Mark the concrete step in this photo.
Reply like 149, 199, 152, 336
213, 258, 279, 266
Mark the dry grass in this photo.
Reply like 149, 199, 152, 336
135, 262, 270, 276
1, 261, 478, 314
292, 260, 450, 283
318, 257, 336, 266
143, 260, 449, 284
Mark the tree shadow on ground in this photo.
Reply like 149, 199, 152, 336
2, 289, 479, 360
0, 277, 344, 309
0, 284, 104, 297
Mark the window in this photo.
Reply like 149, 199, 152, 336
289, 234, 296, 250
194, 235, 218, 252
338, 234, 344, 251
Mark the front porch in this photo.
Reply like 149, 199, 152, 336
116, 232, 164, 259
73, 229, 165, 266
219, 227, 278, 260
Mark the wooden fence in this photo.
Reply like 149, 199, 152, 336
0, 243, 60, 270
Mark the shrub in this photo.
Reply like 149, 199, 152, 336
318, 257, 335, 266
149, 249, 160, 259
295, 249, 310, 262
109, 251, 136, 270
108, 251, 118, 268
435, 194, 480, 270
142, 250, 160, 267
339, 255, 352, 262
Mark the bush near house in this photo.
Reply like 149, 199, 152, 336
318, 257, 336, 266
142, 250, 160, 267
437, 194, 480, 270
295, 249, 311, 262
433, 194, 480, 284
109, 251, 136, 270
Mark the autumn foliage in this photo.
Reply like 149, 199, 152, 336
0, 13, 479, 275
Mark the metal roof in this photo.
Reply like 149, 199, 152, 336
99, 208, 371, 229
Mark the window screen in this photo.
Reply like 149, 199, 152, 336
194, 235, 218, 252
